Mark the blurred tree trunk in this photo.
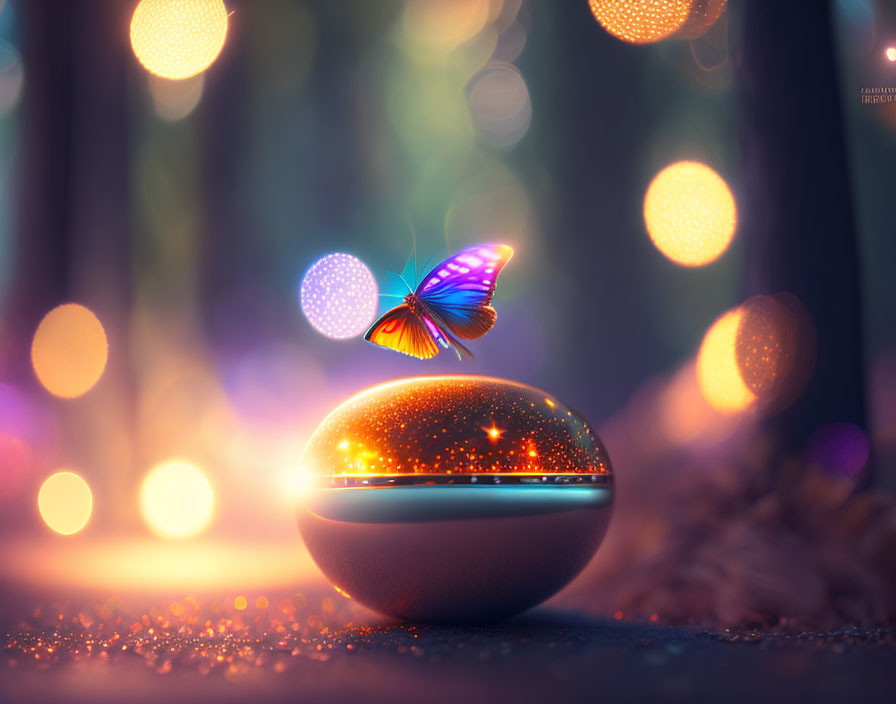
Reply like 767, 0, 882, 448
735, 1, 868, 476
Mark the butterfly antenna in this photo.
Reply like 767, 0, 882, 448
404, 216, 419, 287
419, 252, 436, 280
386, 270, 414, 294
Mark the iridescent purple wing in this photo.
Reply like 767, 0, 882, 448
415, 244, 514, 340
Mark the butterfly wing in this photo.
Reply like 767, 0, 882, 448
364, 304, 449, 360
415, 244, 513, 340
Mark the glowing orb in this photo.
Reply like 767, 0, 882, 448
696, 295, 815, 417
31, 304, 108, 399
697, 309, 756, 414
140, 459, 214, 539
38, 471, 93, 535
644, 161, 737, 266
588, 0, 691, 43
300, 253, 378, 340
887, 47, 896, 62
130, 0, 229, 80
298, 376, 613, 622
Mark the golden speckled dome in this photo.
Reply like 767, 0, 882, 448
300, 376, 612, 483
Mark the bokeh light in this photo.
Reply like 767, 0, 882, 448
0, 434, 30, 500
589, 0, 727, 44
887, 47, 896, 62
658, 363, 741, 448
467, 61, 532, 148
401, 0, 494, 52
643, 161, 737, 267
588, 0, 691, 44
697, 309, 757, 414
31, 304, 108, 399
300, 253, 378, 340
148, 73, 204, 121
37, 471, 93, 535
807, 423, 870, 477
130, 0, 229, 80
697, 295, 815, 416
0, 40, 24, 116
139, 459, 214, 539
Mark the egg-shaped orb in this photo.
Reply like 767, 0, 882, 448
297, 376, 614, 622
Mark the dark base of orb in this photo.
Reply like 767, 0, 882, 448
298, 485, 612, 623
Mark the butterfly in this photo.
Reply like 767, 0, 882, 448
365, 243, 514, 360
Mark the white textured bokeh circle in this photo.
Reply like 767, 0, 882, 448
300, 253, 378, 340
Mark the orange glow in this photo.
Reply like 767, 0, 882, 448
0, 538, 318, 592
256, 596, 269, 609
37, 471, 93, 535
300, 376, 613, 477
31, 303, 108, 399
484, 423, 504, 441
644, 161, 737, 266
402, 0, 493, 51
234, 595, 247, 610
588, 0, 691, 44
139, 459, 214, 539
887, 47, 896, 62
696, 309, 757, 414
130, 0, 228, 80
589, 0, 727, 43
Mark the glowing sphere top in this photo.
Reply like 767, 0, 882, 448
300, 376, 612, 483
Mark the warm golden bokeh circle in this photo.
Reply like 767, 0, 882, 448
588, 0, 692, 44
643, 160, 737, 266
140, 459, 215, 539
38, 471, 93, 535
696, 309, 756, 414
696, 295, 815, 416
130, 0, 228, 80
31, 303, 108, 399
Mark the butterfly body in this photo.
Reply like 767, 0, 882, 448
365, 244, 513, 360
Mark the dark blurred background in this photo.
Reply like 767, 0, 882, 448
0, 0, 895, 626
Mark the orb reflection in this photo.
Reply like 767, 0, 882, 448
38, 471, 93, 535
644, 161, 737, 267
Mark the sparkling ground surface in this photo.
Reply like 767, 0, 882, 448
2, 584, 894, 704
